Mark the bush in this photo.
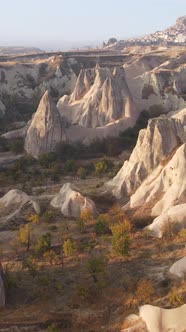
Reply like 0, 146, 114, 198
95, 214, 110, 234
86, 255, 106, 283
110, 220, 131, 256
178, 228, 186, 238
80, 209, 94, 224
9, 139, 24, 154
38, 152, 58, 168
22, 256, 38, 277
43, 250, 58, 265
42, 210, 56, 222
168, 288, 183, 305
77, 167, 86, 179
63, 239, 77, 256
161, 220, 176, 241
17, 224, 32, 252
95, 160, 108, 176
64, 159, 75, 172
35, 232, 52, 255
136, 279, 154, 303
27, 214, 40, 224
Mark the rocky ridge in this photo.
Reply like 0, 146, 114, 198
105, 16, 186, 50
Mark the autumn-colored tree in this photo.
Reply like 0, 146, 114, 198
110, 219, 132, 256
17, 224, 32, 252
109, 204, 126, 223
43, 250, 58, 265
63, 239, 77, 257
27, 214, 40, 224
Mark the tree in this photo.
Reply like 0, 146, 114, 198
64, 159, 75, 172
77, 167, 86, 179
95, 213, 110, 234
86, 255, 106, 283
17, 224, 32, 252
35, 232, 52, 255
110, 220, 131, 256
27, 214, 40, 224
63, 239, 77, 257
95, 160, 108, 176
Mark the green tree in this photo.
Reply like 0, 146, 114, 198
35, 232, 52, 255
64, 159, 75, 172
86, 255, 106, 283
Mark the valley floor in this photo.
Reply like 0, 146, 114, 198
0, 168, 185, 332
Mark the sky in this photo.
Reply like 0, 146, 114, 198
0, 0, 185, 50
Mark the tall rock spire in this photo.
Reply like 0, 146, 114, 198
25, 91, 65, 157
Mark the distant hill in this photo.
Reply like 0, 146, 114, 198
104, 16, 186, 50
0, 46, 43, 55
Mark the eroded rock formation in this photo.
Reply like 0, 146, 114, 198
129, 143, 186, 215
146, 204, 186, 238
57, 66, 136, 128
0, 189, 40, 226
25, 91, 65, 157
107, 117, 185, 199
169, 257, 186, 279
50, 183, 97, 218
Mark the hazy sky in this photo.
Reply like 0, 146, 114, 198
0, 0, 185, 49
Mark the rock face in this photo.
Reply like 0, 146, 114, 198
146, 204, 186, 238
129, 143, 186, 215
169, 257, 186, 279
139, 304, 186, 332
57, 66, 136, 128
25, 91, 65, 157
0, 56, 77, 116
0, 265, 5, 307
50, 183, 97, 218
0, 189, 40, 226
107, 117, 185, 199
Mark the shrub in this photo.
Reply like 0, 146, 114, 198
22, 256, 38, 277
64, 159, 75, 172
109, 204, 126, 223
17, 224, 32, 252
27, 214, 40, 224
77, 218, 86, 233
35, 232, 52, 255
136, 279, 154, 303
80, 209, 94, 224
63, 239, 77, 257
95, 160, 108, 176
42, 210, 56, 222
43, 250, 58, 265
95, 214, 110, 234
86, 255, 106, 283
161, 220, 176, 241
110, 220, 131, 256
38, 152, 58, 168
9, 139, 24, 154
47, 324, 59, 332
169, 288, 183, 305
77, 167, 86, 179
178, 228, 186, 238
